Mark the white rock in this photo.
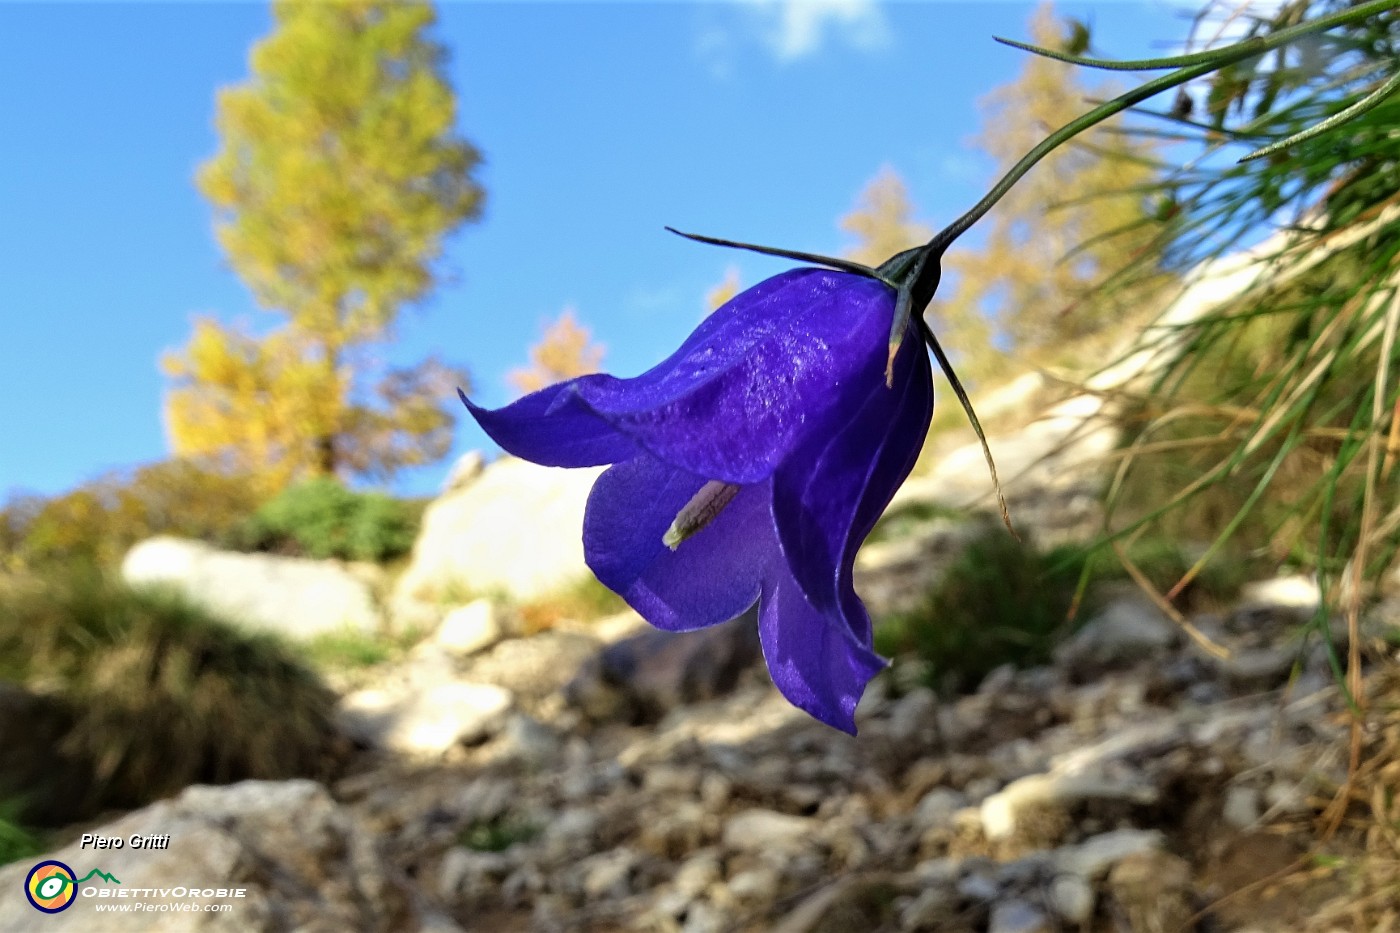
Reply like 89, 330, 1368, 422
1048, 874, 1095, 924
727, 866, 780, 904
590, 609, 651, 643
398, 642, 459, 687
339, 681, 512, 756
956, 871, 1000, 902
913, 788, 966, 831
436, 599, 502, 656
455, 777, 516, 824
0, 780, 460, 932
989, 900, 1053, 933
722, 809, 815, 851
673, 851, 722, 899
122, 536, 382, 639
1241, 574, 1321, 613
982, 774, 1158, 840
1055, 596, 1177, 669
494, 713, 559, 765
395, 457, 604, 604
887, 688, 939, 743
1223, 785, 1261, 828
1052, 829, 1164, 879
579, 847, 638, 899
1264, 779, 1308, 814
913, 858, 963, 887
442, 449, 486, 494
682, 900, 726, 933
542, 808, 602, 861
1088, 231, 1287, 394
388, 593, 444, 635
437, 847, 509, 902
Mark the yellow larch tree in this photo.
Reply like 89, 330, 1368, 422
507, 309, 607, 396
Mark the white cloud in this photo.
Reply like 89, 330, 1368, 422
757, 0, 890, 61
700, 0, 890, 72
1163, 0, 1287, 47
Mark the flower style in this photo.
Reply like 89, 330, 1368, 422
462, 268, 933, 733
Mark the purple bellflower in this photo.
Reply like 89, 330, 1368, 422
463, 262, 935, 734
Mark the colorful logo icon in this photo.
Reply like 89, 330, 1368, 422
23, 861, 121, 913
24, 860, 78, 913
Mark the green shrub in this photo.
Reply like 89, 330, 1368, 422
1, 459, 264, 573
875, 524, 1089, 696
304, 626, 425, 670
873, 521, 1251, 696
459, 815, 539, 852
242, 476, 418, 562
1082, 535, 1250, 610
0, 571, 342, 825
0, 801, 43, 867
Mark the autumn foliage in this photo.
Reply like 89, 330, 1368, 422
933, 4, 1168, 376
508, 309, 607, 396
0, 460, 264, 572
165, 0, 482, 489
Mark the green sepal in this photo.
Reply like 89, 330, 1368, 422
664, 227, 895, 286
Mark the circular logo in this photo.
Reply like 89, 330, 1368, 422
25, 860, 77, 913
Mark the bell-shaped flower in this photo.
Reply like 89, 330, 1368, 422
462, 267, 933, 733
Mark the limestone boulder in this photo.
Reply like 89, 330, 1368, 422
434, 599, 503, 657
565, 611, 762, 723
0, 780, 459, 932
122, 537, 381, 640
393, 456, 603, 608
339, 680, 513, 757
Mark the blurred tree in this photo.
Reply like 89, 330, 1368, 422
169, 0, 483, 482
164, 318, 465, 489
508, 309, 606, 396
839, 165, 932, 267
934, 2, 1168, 375
164, 319, 343, 494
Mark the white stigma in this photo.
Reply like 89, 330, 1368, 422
663, 480, 741, 550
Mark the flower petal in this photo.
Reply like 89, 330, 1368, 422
583, 457, 771, 632
574, 269, 895, 483
771, 330, 934, 625
758, 573, 887, 735
459, 382, 642, 467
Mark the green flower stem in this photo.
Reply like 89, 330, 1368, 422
995, 0, 1399, 72
920, 0, 1400, 268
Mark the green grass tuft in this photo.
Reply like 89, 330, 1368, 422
519, 574, 628, 633
303, 626, 421, 670
458, 815, 539, 852
0, 569, 342, 825
0, 799, 44, 867
875, 526, 1090, 696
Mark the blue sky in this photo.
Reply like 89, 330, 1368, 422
0, 1, 1187, 501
